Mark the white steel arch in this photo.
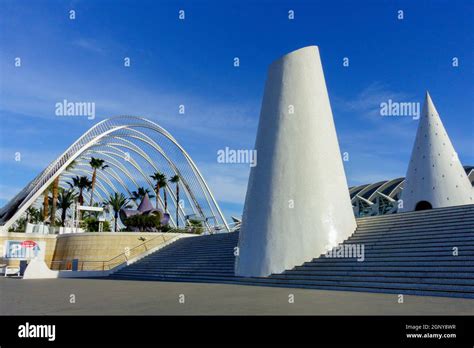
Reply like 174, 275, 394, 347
0, 116, 229, 232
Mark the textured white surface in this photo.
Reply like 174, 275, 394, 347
399, 92, 473, 211
235, 46, 356, 277
23, 259, 59, 279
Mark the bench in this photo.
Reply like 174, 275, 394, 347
0, 264, 21, 277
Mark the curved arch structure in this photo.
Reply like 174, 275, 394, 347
0, 116, 229, 233
349, 166, 473, 217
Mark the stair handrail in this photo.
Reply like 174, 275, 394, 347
104, 233, 169, 269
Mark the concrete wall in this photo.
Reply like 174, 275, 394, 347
0, 232, 182, 269
23, 233, 192, 279
52, 232, 179, 262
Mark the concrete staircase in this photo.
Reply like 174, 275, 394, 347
110, 232, 239, 282
109, 204, 474, 298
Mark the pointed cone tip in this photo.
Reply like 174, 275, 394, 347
425, 90, 432, 102
423, 90, 438, 116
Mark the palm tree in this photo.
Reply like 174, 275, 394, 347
50, 180, 58, 225
170, 175, 180, 227
42, 182, 54, 222
68, 175, 92, 206
68, 175, 92, 220
42, 189, 49, 222
26, 207, 41, 224
57, 189, 78, 226
50, 160, 76, 226
89, 157, 108, 206
103, 192, 130, 232
188, 219, 204, 234
150, 172, 168, 211
130, 187, 155, 203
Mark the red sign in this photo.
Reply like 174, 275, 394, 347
21, 240, 38, 248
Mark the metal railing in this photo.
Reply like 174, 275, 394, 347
50, 233, 177, 272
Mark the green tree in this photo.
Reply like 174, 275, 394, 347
26, 207, 41, 224
170, 175, 181, 227
42, 182, 55, 222
150, 172, 168, 211
68, 175, 92, 220
103, 192, 131, 232
68, 175, 92, 206
57, 189, 78, 227
50, 160, 76, 226
82, 217, 111, 232
123, 212, 163, 232
130, 187, 155, 203
89, 157, 108, 206
9, 217, 26, 232
188, 219, 204, 234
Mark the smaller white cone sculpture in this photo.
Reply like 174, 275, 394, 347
235, 46, 357, 277
399, 92, 473, 212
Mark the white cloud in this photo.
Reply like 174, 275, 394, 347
72, 38, 106, 54
197, 162, 250, 205
334, 81, 413, 118
0, 61, 259, 145
335, 83, 419, 153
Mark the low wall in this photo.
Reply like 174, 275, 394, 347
52, 232, 181, 262
0, 232, 187, 270
23, 233, 192, 279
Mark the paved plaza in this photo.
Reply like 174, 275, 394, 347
1, 278, 473, 315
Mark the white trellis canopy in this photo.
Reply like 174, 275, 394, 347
0, 116, 229, 233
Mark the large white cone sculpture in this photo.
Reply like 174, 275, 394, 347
399, 92, 473, 212
235, 46, 357, 277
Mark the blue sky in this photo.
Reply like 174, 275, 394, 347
0, 0, 473, 220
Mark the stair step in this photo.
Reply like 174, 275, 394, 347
147, 251, 235, 257
105, 205, 474, 299
345, 237, 474, 247
269, 274, 474, 286
303, 260, 474, 266
293, 265, 474, 272
242, 281, 474, 299
112, 273, 474, 293
121, 268, 234, 273
353, 226, 474, 236
281, 270, 474, 278
259, 278, 474, 293
114, 270, 474, 286
317, 256, 473, 261
322, 250, 474, 257
133, 259, 235, 264
356, 205, 474, 222
143, 254, 235, 259
347, 233, 474, 243
357, 215, 474, 229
